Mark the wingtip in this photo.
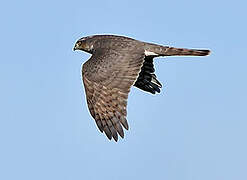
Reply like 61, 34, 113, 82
113, 135, 118, 142
104, 126, 112, 140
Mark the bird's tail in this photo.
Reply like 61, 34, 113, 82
145, 43, 210, 56
164, 47, 210, 56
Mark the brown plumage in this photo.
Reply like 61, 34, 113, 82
73, 34, 210, 141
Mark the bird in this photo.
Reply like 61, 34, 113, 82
73, 34, 210, 142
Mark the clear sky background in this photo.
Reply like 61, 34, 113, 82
0, 0, 246, 180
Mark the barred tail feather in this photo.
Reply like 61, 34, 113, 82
164, 47, 210, 56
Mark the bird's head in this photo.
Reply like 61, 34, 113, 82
73, 36, 95, 53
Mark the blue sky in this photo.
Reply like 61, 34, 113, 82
0, 0, 247, 179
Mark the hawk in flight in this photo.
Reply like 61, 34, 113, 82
73, 35, 210, 141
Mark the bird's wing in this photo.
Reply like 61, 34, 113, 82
82, 48, 145, 141
134, 56, 162, 94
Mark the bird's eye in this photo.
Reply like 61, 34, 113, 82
77, 41, 82, 46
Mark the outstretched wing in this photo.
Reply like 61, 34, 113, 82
134, 56, 162, 94
82, 48, 145, 141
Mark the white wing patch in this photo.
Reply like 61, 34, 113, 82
144, 50, 158, 56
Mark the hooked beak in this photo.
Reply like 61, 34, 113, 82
73, 42, 79, 51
